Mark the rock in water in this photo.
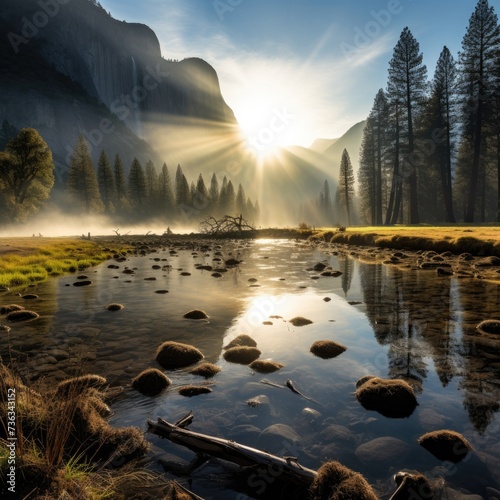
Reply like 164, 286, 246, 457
156, 341, 204, 369
107, 303, 124, 311
0, 304, 24, 315
189, 363, 221, 378
355, 376, 417, 418
289, 316, 313, 327
308, 461, 378, 500
183, 309, 209, 320
418, 430, 472, 463
223, 346, 261, 365
6, 310, 39, 322
476, 319, 500, 335
310, 340, 347, 359
223, 334, 257, 349
132, 368, 171, 396
178, 385, 212, 397
249, 360, 284, 373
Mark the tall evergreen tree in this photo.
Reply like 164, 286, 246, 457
225, 180, 236, 215
128, 158, 147, 212
235, 183, 247, 216
336, 149, 355, 225
192, 173, 209, 213
387, 27, 428, 224
422, 46, 458, 222
113, 154, 128, 211
458, 0, 500, 221
97, 150, 116, 214
157, 163, 174, 216
175, 164, 190, 208
144, 160, 158, 215
209, 173, 220, 215
67, 135, 104, 214
359, 89, 390, 224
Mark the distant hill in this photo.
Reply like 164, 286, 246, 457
309, 138, 337, 154
323, 120, 366, 175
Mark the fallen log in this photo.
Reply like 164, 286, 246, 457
147, 413, 317, 489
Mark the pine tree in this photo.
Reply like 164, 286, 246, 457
113, 154, 128, 211
192, 173, 209, 213
359, 89, 390, 224
336, 149, 355, 226
128, 158, 147, 213
458, 0, 500, 221
67, 135, 104, 214
235, 183, 247, 216
157, 163, 174, 217
318, 180, 333, 225
225, 180, 236, 215
175, 164, 190, 209
144, 160, 158, 215
209, 173, 220, 212
97, 150, 116, 214
387, 27, 428, 224
422, 46, 458, 222
219, 175, 229, 214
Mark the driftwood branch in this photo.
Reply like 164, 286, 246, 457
199, 214, 254, 235
147, 414, 317, 488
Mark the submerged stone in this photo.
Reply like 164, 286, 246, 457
183, 309, 209, 320
289, 316, 313, 327
477, 319, 500, 335
107, 303, 124, 311
6, 310, 39, 322
249, 359, 284, 373
178, 385, 212, 397
189, 362, 221, 378
0, 304, 24, 315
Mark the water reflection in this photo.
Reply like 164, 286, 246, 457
1, 239, 500, 496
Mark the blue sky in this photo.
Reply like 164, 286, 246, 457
99, 0, 493, 147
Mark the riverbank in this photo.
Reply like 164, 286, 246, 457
311, 226, 500, 257
0, 237, 132, 289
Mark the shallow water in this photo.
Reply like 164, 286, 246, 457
1, 238, 500, 499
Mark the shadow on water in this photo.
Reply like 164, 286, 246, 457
1, 239, 500, 497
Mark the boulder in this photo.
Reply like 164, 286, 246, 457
183, 309, 209, 320
189, 363, 221, 378
223, 334, 257, 350
223, 346, 261, 365
289, 316, 313, 327
249, 360, 284, 373
310, 340, 347, 359
132, 368, 171, 396
477, 319, 500, 335
418, 430, 472, 463
156, 341, 204, 369
355, 376, 418, 418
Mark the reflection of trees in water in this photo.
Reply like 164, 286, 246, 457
456, 278, 500, 433
338, 256, 354, 296
360, 260, 500, 433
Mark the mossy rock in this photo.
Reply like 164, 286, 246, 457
21, 294, 38, 300
310, 340, 347, 359
223, 346, 261, 365
224, 334, 257, 350
131, 368, 170, 396
308, 461, 378, 500
156, 341, 204, 369
189, 362, 221, 378
391, 472, 435, 500
183, 309, 209, 320
477, 319, 500, 335
249, 360, 284, 373
1, 304, 24, 315
418, 430, 472, 463
107, 303, 124, 311
355, 376, 417, 418
56, 374, 107, 397
289, 316, 313, 327
6, 310, 39, 322
178, 385, 213, 397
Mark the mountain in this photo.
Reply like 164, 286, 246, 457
0, 0, 241, 180
324, 120, 366, 174
309, 138, 337, 154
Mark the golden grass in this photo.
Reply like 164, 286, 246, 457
311, 225, 500, 256
0, 238, 131, 289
